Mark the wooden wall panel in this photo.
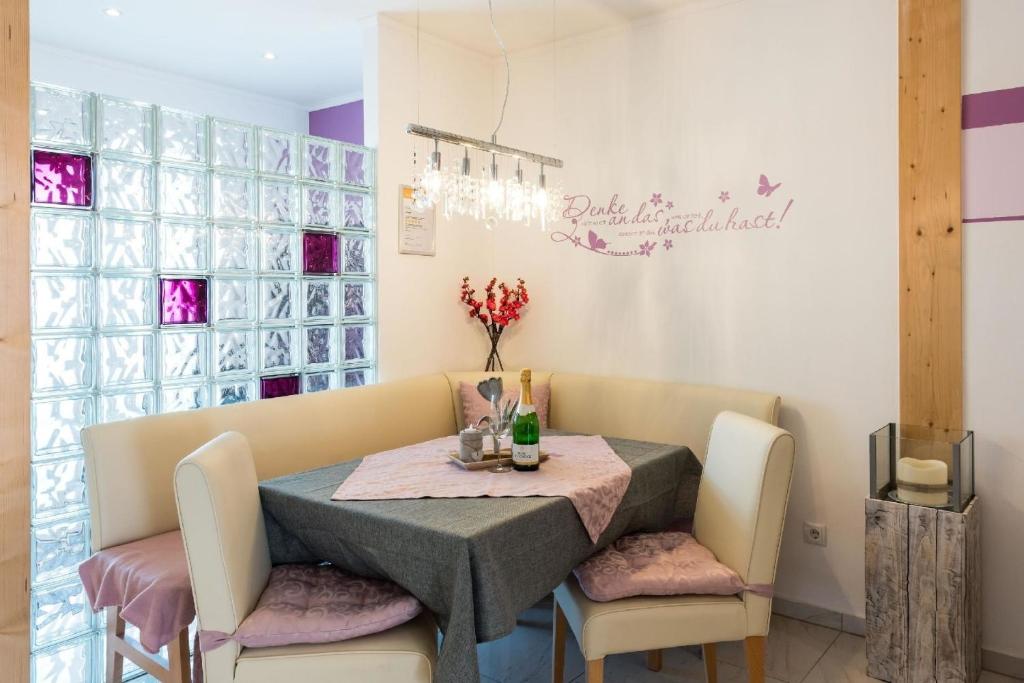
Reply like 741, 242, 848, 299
899, 0, 963, 432
0, 0, 31, 679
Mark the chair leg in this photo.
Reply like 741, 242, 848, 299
586, 658, 604, 683
646, 649, 663, 672
166, 629, 192, 683
744, 636, 766, 683
552, 601, 567, 683
702, 643, 718, 683
105, 607, 125, 683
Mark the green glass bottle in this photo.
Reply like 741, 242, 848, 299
512, 368, 540, 471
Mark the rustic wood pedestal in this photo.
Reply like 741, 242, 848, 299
865, 497, 981, 683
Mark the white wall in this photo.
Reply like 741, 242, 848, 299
490, 0, 898, 622
31, 43, 308, 131
363, 17, 498, 380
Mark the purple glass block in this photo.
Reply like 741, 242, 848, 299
32, 150, 93, 207
302, 231, 340, 275
260, 374, 300, 399
344, 149, 366, 186
160, 278, 209, 325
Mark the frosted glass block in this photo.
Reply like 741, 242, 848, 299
343, 325, 374, 362
98, 96, 155, 157
32, 396, 92, 458
32, 516, 89, 585
31, 83, 93, 148
32, 456, 88, 520
343, 280, 372, 318
260, 179, 298, 224
98, 333, 155, 388
99, 216, 155, 270
213, 225, 255, 272
260, 229, 297, 273
161, 383, 209, 412
212, 119, 254, 170
32, 336, 92, 394
302, 136, 338, 182
261, 327, 297, 371
260, 278, 296, 323
99, 390, 156, 422
304, 325, 336, 367
259, 128, 297, 176
160, 220, 209, 272
304, 371, 336, 394
98, 276, 155, 329
344, 367, 375, 388
97, 157, 155, 213
160, 331, 207, 381
31, 275, 92, 331
302, 184, 338, 229
214, 379, 255, 406
31, 210, 93, 270
343, 146, 373, 187
212, 277, 255, 324
215, 329, 254, 375
303, 278, 337, 321
212, 172, 255, 221
32, 635, 93, 683
343, 236, 372, 274
31, 583, 92, 649
343, 191, 373, 230
159, 107, 207, 163
160, 165, 209, 218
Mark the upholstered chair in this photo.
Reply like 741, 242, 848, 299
173, 431, 437, 683
551, 411, 796, 683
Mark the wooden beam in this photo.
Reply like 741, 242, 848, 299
899, 0, 963, 432
0, 0, 31, 679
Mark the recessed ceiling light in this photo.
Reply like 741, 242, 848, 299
103, 7, 121, 17
263, 52, 276, 61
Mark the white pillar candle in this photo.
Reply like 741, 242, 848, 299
896, 457, 949, 506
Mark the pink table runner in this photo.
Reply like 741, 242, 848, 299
332, 435, 632, 543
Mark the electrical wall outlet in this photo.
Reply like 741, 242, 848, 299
803, 522, 827, 546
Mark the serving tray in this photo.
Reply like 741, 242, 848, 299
446, 449, 551, 471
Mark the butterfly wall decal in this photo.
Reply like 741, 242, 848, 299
587, 230, 608, 250
757, 174, 781, 197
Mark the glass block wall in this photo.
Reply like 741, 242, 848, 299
28, 82, 377, 682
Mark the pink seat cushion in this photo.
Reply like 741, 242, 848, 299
573, 531, 747, 602
459, 381, 550, 429
224, 564, 423, 649
78, 530, 194, 653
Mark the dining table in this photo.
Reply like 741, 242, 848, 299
258, 430, 702, 683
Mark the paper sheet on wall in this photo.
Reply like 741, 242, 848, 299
399, 185, 436, 256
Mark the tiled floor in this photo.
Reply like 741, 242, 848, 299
478, 598, 1024, 683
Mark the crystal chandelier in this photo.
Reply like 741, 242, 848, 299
408, 0, 563, 230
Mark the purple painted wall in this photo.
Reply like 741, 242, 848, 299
309, 100, 364, 145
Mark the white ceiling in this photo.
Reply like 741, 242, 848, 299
31, 0, 692, 107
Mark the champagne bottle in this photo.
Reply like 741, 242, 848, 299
512, 368, 540, 471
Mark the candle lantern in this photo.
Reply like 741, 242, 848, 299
869, 423, 974, 512
865, 423, 980, 682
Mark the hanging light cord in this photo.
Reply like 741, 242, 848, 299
489, 0, 511, 142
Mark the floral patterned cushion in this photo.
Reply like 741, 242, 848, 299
459, 381, 550, 429
573, 531, 746, 602
203, 564, 422, 650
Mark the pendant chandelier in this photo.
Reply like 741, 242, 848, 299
407, 0, 563, 230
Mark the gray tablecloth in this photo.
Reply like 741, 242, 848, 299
259, 434, 701, 683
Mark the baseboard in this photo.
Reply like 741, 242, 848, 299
771, 598, 1023, 679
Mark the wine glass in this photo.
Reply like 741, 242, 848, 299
487, 397, 514, 473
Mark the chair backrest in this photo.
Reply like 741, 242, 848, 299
174, 431, 271, 683
692, 411, 795, 635
547, 373, 781, 462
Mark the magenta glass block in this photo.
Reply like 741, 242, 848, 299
302, 231, 339, 275
260, 374, 300, 399
160, 278, 209, 325
32, 150, 93, 207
